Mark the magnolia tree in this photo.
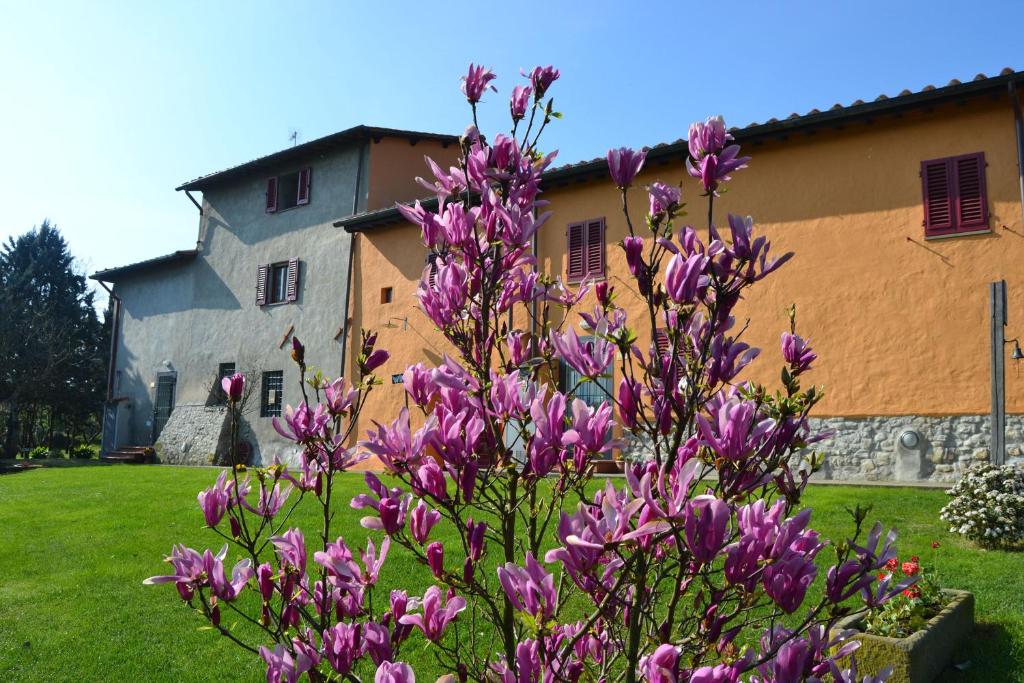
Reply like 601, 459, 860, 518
147, 64, 913, 683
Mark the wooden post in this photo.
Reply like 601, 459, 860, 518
991, 280, 1007, 465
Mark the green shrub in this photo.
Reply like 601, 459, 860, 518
70, 445, 94, 460
28, 446, 50, 460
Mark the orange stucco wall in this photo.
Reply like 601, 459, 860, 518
348, 96, 1024, 449
365, 137, 460, 210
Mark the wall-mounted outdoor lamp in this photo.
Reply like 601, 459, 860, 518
385, 317, 408, 330
899, 430, 921, 450
1007, 338, 1024, 361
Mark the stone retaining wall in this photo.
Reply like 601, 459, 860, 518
622, 414, 1024, 483
155, 404, 231, 466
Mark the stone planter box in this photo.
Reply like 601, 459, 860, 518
834, 589, 974, 683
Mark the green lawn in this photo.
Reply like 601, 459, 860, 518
0, 466, 1021, 681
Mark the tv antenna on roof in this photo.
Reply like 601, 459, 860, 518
288, 129, 300, 147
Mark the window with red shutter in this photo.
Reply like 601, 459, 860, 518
567, 218, 605, 281
921, 152, 988, 237
585, 218, 605, 278
285, 257, 300, 302
426, 253, 440, 288
955, 153, 987, 230
567, 222, 585, 280
297, 167, 312, 205
256, 264, 270, 305
265, 178, 278, 213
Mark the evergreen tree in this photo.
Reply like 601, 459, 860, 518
0, 220, 106, 455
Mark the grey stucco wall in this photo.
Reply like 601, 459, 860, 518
111, 142, 368, 466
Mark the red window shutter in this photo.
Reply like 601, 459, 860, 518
286, 257, 300, 302
566, 222, 585, 280
256, 264, 269, 306
654, 329, 670, 357
297, 167, 312, 205
921, 159, 954, 235
427, 253, 439, 288
585, 218, 605, 277
265, 177, 279, 213
954, 152, 987, 230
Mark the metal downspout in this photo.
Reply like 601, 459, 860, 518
97, 280, 121, 402
339, 141, 368, 378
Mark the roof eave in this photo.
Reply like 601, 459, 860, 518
89, 249, 198, 282
334, 69, 1024, 232
176, 125, 459, 193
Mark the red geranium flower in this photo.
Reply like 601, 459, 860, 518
901, 561, 920, 576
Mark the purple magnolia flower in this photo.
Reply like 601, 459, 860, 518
272, 402, 329, 443
525, 65, 560, 99
497, 552, 557, 620
221, 373, 244, 403
686, 116, 750, 195
409, 499, 441, 544
781, 332, 816, 374
248, 481, 291, 519
259, 644, 316, 683
322, 621, 362, 675
352, 472, 412, 535
364, 622, 395, 665
144, 544, 204, 599
324, 377, 358, 415
466, 518, 486, 562
763, 551, 818, 613
290, 336, 305, 366
684, 495, 731, 564
562, 398, 614, 462
361, 536, 389, 586
398, 585, 466, 642
412, 458, 448, 501
426, 541, 444, 579
617, 377, 641, 430
375, 660, 416, 683
461, 63, 497, 104
549, 326, 615, 379
664, 252, 709, 304
527, 387, 567, 477
271, 528, 307, 574
362, 348, 390, 374
648, 182, 681, 218
314, 537, 361, 588
687, 115, 730, 159
639, 643, 679, 683
607, 147, 647, 189
510, 84, 532, 120
197, 471, 230, 527
359, 408, 435, 472
769, 637, 811, 683
696, 397, 775, 462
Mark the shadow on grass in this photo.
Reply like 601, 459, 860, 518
0, 458, 113, 475
937, 622, 1021, 682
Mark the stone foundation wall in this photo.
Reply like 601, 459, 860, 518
808, 414, 1024, 483
155, 404, 231, 466
622, 414, 1024, 483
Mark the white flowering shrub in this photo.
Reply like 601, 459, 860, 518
940, 463, 1024, 546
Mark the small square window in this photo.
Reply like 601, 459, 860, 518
269, 263, 289, 304
381, 287, 393, 304
260, 371, 284, 418
217, 362, 236, 404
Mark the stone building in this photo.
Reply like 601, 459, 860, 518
91, 126, 458, 465
95, 70, 1024, 481
337, 69, 1024, 483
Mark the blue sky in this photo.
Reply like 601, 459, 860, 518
2, 0, 1022, 287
